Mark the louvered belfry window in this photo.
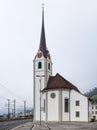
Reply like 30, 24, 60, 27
38, 62, 42, 69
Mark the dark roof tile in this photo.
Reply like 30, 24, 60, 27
43, 73, 80, 92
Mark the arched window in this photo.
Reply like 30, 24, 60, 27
38, 62, 42, 69
64, 99, 69, 112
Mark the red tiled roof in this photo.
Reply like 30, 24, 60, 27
42, 73, 80, 92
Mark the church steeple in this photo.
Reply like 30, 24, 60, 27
33, 5, 52, 121
39, 4, 48, 58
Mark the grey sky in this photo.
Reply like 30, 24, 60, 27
0, 0, 97, 111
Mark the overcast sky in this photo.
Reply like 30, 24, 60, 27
0, 0, 97, 111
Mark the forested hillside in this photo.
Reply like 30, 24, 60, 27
84, 87, 97, 97
91, 95, 97, 100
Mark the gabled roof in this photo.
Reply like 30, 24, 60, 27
39, 5, 48, 58
43, 73, 80, 92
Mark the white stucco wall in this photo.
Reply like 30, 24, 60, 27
47, 91, 59, 121
34, 71, 45, 120
70, 90, 89, 122
41, 94, 46, 120
43, 89, 91, 122
33, 53, 52, 121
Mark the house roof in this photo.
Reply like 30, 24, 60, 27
43, 73, 80, 92
39, 5, 48, 58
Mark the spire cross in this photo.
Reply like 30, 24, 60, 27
42, 3, 44, 9
42, 3, 44, 26
42, 3, 44, 17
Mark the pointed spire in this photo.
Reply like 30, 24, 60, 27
42, 3, 44, 27
39, 4, 48, 58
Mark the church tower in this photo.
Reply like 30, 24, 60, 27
33, 5, 52, 121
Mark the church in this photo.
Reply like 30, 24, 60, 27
33, 6, 92, 122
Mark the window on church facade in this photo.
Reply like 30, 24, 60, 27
50, 93, 56, 99
64, 99, 69, 112
76, 100, 80, 106
76, 111, 80, 117
44, 100, 45, 112
48, 63, 50, 70
38, 62, 42, 69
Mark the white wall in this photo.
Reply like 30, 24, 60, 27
33, 52, 52, 121
70, 90, 89, 122
34, 55, 46, 120
41, 94, 46, 120
45, 89, 91, 122
47, 91, 59, 121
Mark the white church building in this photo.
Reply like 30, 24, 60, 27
33, 6, 92, 122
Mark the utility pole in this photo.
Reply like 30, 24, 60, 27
7, 99, 10, 119
24, 101, 26, 117
36, 75, 45, 125
12, 109, 13, 119
14, 99, 16, 118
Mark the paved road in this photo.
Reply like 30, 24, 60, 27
0, 119, 33, 130
46, 122, 97, 130
32, 121, 97, 130
1, 120, 97, 130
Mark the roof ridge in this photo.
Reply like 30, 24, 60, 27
43, 73, 80, 93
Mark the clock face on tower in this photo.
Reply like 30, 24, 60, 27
37, 52, 42, 58
48, 54, 51, 60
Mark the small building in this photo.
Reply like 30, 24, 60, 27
0, 115, 3, 120
91, 100, 97, 120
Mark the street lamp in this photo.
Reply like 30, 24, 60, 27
36, 75, 45, 125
